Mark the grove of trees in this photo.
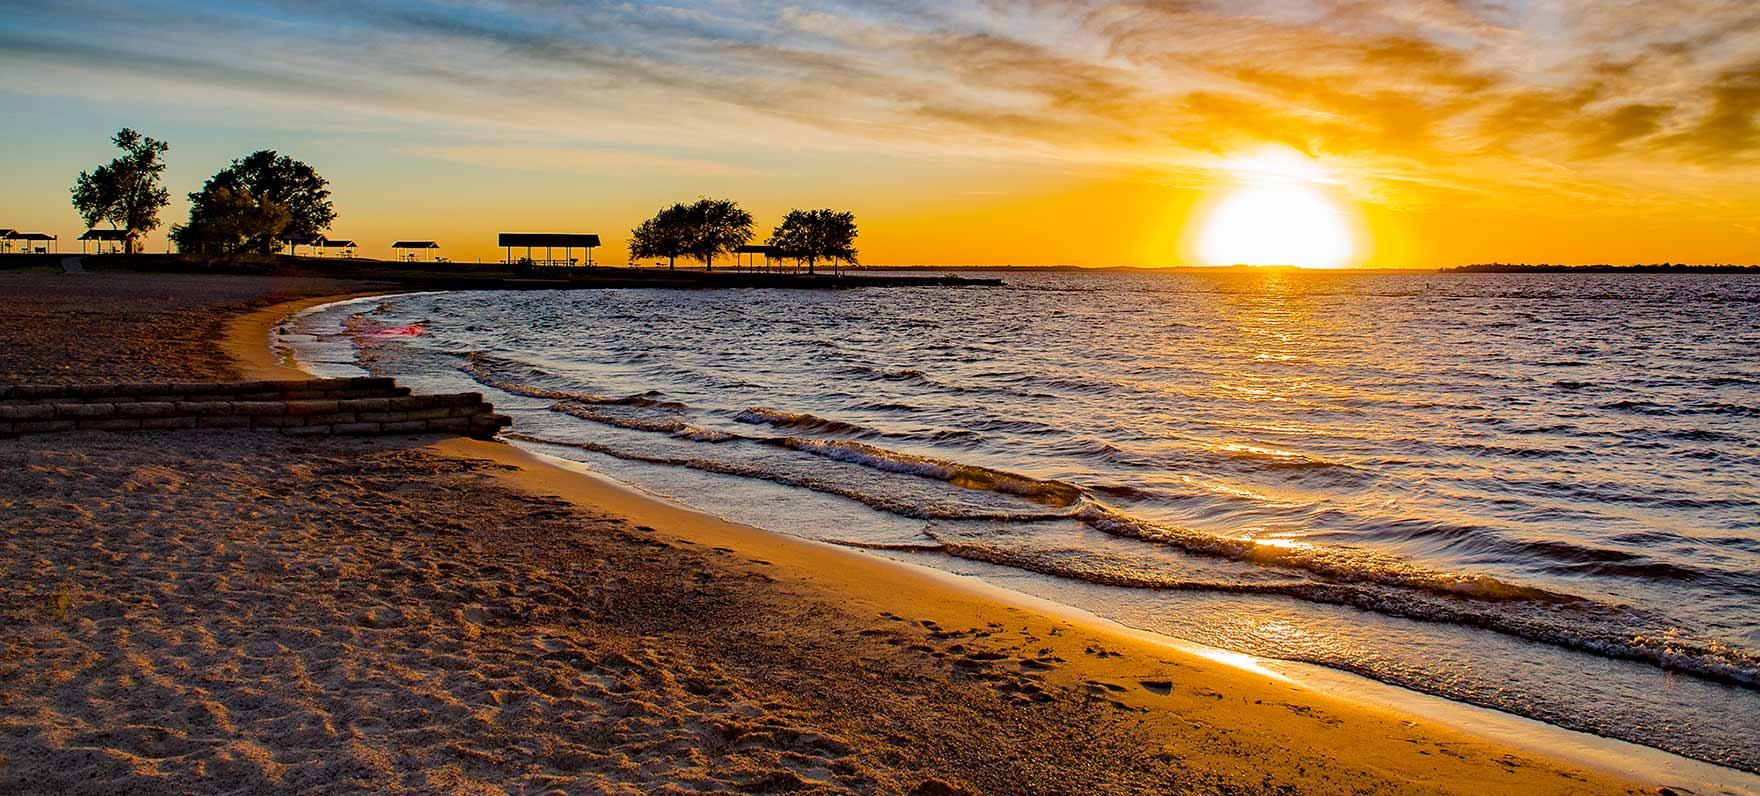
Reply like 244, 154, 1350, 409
627, 202, 692, 269
69, 128, 171, 252
64, 128, 864, 271
629, 199, 858, 274
628, 197, 754, 270
171, 187, 293, 255
767, 208, 858, 275
171, 150, 336, 255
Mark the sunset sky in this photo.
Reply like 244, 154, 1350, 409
3, 1, 1758, 267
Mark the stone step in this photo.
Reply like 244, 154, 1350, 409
0, 377, 406, 405
0, 379, 510, 441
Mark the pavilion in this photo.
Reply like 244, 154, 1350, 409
499, 233, 599, 267
392, 240, 441, 262
282, 235, 355, 258
80, 228, 139, 254
733, 244, 778, 271
283, 234, 323, 257
8, 231, 59, 254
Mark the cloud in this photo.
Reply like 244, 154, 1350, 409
4, 0, 1760, 195
1671, 60, 1760, 160
405, 144, 757, 177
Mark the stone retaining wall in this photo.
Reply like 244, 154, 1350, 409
0, 377, 511, 440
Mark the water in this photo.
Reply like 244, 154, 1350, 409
289, 269, 1760, 771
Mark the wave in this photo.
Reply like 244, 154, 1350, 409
774, 437, 1085, 507
1328, 518, 1758, 592
520, 399, 1759, 682
1073, 502, 1577, 603
822, 538, 948, 553
341, 315, 428, 341
839, 364, 937, 384
734, 407, 879, 436
458, 351, 687, 409
922, 530, 1760, 687
552, 402, 735, 442
848, 401, 921, 412
516, 385, 1759, 686
1207, 443, 1363, 473
505, 432, 1076, 523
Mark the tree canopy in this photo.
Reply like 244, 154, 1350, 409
169, 186, 292, 255
767, 209, 859, 275
630, 198, 753, 270
187, 150, 335, 254
70, 128, 171, 250
685, 198, 753, 270
628, 202, 692, 269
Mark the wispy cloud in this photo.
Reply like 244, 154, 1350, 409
404, 143, 758, 177
4, 0, 1760, 195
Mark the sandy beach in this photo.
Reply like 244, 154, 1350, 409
0, 269, 1697, 794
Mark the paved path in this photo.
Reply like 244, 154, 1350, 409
60, 257, 85, 274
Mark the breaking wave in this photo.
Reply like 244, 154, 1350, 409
459, 351, 688, 409
926, 536, 1759, 686
505, 432, 1077, 523
518, 411, 1759, 686
774, 437, 1085, 507
733, 407, 879, 436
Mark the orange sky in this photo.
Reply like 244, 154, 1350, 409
2, 1, 1758, 267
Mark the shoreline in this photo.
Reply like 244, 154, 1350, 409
223, 289, 399, 381
72, 253, 1006, 289
245, 292, 1759, 794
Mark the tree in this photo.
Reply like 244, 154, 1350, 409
169, 186, 291, 255
628, 202, 692, 269
767, 208, 859, 275
189, 150, 335, 254
684, 198, 753, 271
70, 128, 170, 252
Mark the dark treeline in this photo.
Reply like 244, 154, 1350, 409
628, 199, 857, 274
172, 151, 336, 255
67, 128, 861, 269
1448, 263, 1760, 273
69, 128, 336, 256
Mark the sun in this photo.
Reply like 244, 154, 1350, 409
1191, 149, 1359, 269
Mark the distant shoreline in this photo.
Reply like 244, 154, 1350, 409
0, 252, 1002, 289
9, 253, 1757, 276
1444, 263, 1760, 273
863, 263, 1760, 273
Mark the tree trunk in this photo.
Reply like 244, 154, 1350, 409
668, 255, 675, 270
807, 257, 816, 275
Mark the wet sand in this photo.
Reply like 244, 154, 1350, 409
0, 270, 1687, 794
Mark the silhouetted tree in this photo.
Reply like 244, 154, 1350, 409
684, 198, 753, 271
169, 186, 291, 255
767, 208, 858, 275
188, 150, 335, 254
628, 203, 692, 269
70, 128, 170, 252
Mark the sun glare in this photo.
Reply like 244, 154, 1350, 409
1192, 150, 1358, 269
